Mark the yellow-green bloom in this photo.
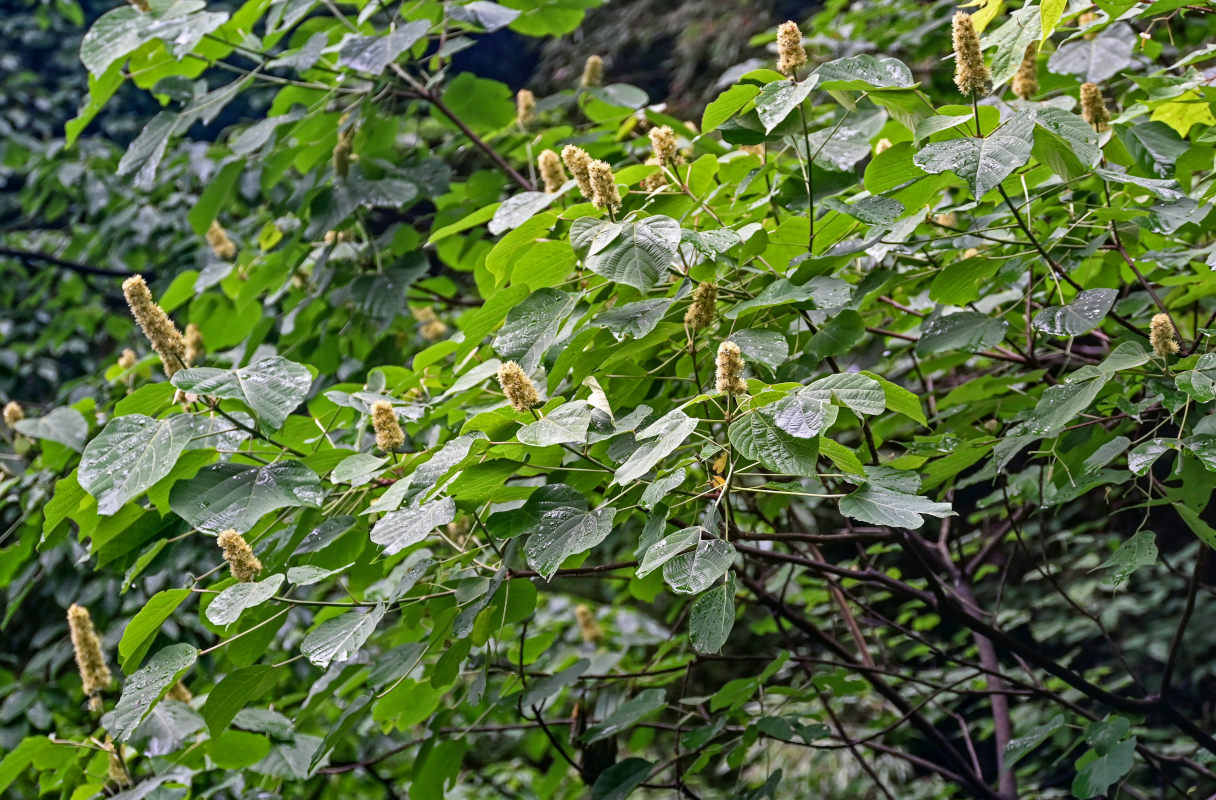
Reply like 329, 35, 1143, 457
217, 530, 262, 582
122, 275, 187, 377
371, 400, 405, 452
497, 361, 540, 412
67, 604, 111, 712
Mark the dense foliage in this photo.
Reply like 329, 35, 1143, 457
5, 0, 1216, 797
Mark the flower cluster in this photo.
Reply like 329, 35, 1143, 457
122, 275, 187, 377
371, 400, 405, 452
776, 21, 807, 77
538, 149, 566, 193
952, 12, 990, 97
67, 604, 111, 712
217, 530, 263, 582
1150, 313, 1178, 357
716, 341, 748, 395
497, 361, 540, 412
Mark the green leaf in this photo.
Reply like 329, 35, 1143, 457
838, 484, 955, 529
489, 191, 560, 236
80, 0, 228, 76
590, 757, 653, 800
663, 539, 734, 594
702, 84, 760, 132
913, 135, 1032, 198
517, 402, 593, 447
337, 21, 429, 74
640, 467, 687, 511
1025, 372, 1107, 435
916, 311, 1008, 355
309, 695, 371, 773
814, 54, 914, 90
1005, 714, 1065, 768
613, 410, 698, 486
118, 588, 190, 672
801, 373, 886, 416
1040, 0, 1066, 37
169, 461, 323, 534
864, 372, 928, 426
754, 76, 819, 133
986, 7, 1041, 86
12, 407, 88, 451
583, 688, 667, 743
206, 574, 286, 626
300, 604, 386, 667
171, 356, 312, 430
593, 299, 670, 341
1072, 738, 1137, 799
79, 414, 198, 515
102, 643, 197, 743
689, 574, 735, 654
1175, 503, 1216, 550
728, 408, 820, 476
370, 497, 456, 556
571, 215, 681, 293
637, 526, 704, 578
203, 665, 276, 736
1032, 289, 1118, 336
769, 393, 838, 439
1096, 531, 1157, 588
1049, 28, 1134, 83
493, 288, 576, 373
521, 485, 618, 580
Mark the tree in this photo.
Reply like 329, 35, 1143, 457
4, 0, 1216, 797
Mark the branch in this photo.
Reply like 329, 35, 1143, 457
0, 246, 150, 280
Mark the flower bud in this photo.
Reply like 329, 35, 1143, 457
776, 21, 807, 77
3, 401, 23, 428
67, 604, 111, 712
574, 604, 604, 644
538, 149, 566, 193
122, 275, 187, 377
641, 156, 667, 191
516, 89, 537, 127
716, 341, 747, 396
685, 282, 718, 330
581, 55, 604, 88
648, 125, 678, 165
166, 681, 193, 703
588, 159, 621, 213
184, 323, 203, 367
875, 138, 893, 154
1011, 43, 1038, 100
1150, 313, 1178, 357
333, 126, 354, 178
952, 12, 991, 97
118, 349, 137, 370
206, 220, 237, 261
497, 361, 540, 412
421, 319, 448, 341
1080, 82, 1110, 131
217, 530, 262, 582
561, 145, 594, 200
371, 400, 405, 453
106, 740, 131, 788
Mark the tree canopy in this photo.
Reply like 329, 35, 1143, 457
5, 0, 1216, 797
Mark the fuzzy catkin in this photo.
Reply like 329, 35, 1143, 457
716, 341, 748, 396
106, 740, 131, 788
952, 12, 990, 97
371, 400, 405, 452
184, 323, 203, 367
118, 349, 137, 370
641, 156, 666, 191
333, 127, 354, 178
561, 145, 594, 200
649, 125, 678, 165
497, 361, 540, 412
420, 319, 448, 341
122, 275, 187, 377
3, 401, 23, 428
1080, 83, 1110, 130
206, 220, 237, 261
516, 89, 537, 127
588, 159, 621, 213
581, 55, 604, 88
538, 149, 566, 193
1150, 313, 1178, 357
875, 138, 893, 154
166, 681, 193, 703
685, 282, 718, 330
67, 604, 111, 712
1011, 43, 1038, 100
776, 21, 807, 77
217, 530, 262, 582
574, 604, 604, 644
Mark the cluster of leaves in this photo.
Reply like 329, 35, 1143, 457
5, 0, 1216, 797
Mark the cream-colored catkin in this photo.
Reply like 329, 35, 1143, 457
641, 157, 667, 191
1080, 82, 1110, 130
776, 21, 807, 77
122, 275, 187, 377
952, 12, 990, 97
516, 89, 537, 127
741, 144, 765, 159
106, 740, 131, 788
333, 126, 354, 178
588, 159, 621, 213
574, 604, 604, 644
1011, 43, 1038, 100
581, 55, 604, 88
3, 401, 23, 428
1078, 11, 1097, 37
371, 400, 405, 453
497, 361, 540, 412
875, 138, 893, 154
206, 220, 237, 261
685, 282, 718, 330
184, 323, 203, 367
538, 149, 566, 193
412, 306, 438, 324
118, 349, 137, 370
420, 319, 448, 341
716, 341, 748, 396
217, 530, 262, 582
561, 145, 594, 200
649, 125, 678, 165
165, 681, 193, 703
1150, 313, 1179, 357
67, 604, 111, 712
